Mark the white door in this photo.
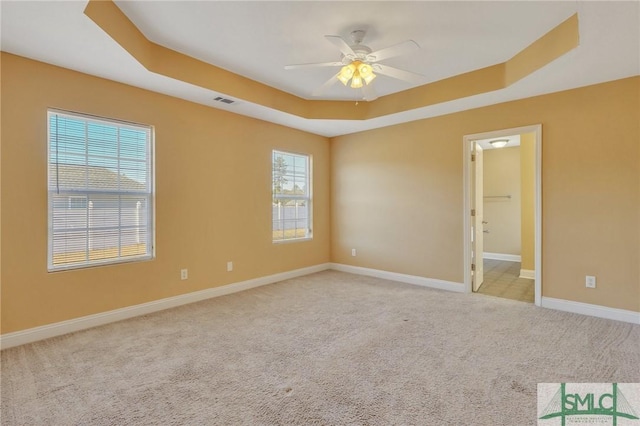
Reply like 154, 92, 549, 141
472, 143, 484, 291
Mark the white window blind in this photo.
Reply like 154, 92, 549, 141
47, 110, 154, 271
272, 150, 312, 242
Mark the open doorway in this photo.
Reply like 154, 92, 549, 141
463, 125, 542, 306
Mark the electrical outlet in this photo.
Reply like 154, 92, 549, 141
585, 275, 596, 288
351, 248, 357, 257
227, 261, 233, 272
180, 269, 188, 280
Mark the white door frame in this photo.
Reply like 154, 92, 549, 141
462, 124, 542, 306
472, 143, 484, 291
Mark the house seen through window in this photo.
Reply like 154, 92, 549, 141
272, 150, 312, 242
47, 110, 154, 271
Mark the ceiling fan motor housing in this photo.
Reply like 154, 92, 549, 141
343, 45, 373, 63
343, 30, 373, 63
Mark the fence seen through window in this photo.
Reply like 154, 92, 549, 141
272, 150, 311, 242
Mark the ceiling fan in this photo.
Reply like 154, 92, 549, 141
285, 30, 423, 101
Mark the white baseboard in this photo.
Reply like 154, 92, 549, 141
483, 252, 521, 262
330, 263, 465, 293
519, 269, 535, 280
5, 263, 636, 350
0, 263, 331, 350
541, 297, 640, 325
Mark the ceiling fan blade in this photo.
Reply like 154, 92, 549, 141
325, 35, 356, 59
373, 64, 424, 84
285, 61, 343, 70
362, 83, 378, 102
367, 40, 420, 62
311, 73, 339, 97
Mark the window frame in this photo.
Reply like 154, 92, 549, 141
47, 109, 155, 272
272, 149, 312, 243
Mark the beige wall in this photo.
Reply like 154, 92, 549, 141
0, 53, 331, 333
331, 76, 640, 312
520, 133, 536, 271
2, 53, 639, 336
483, 146, 521, 256
481, 136, 535, 267
331, 121, 464, 281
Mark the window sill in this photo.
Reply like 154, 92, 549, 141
48, 255, 154, 272
272, 237, 313, 245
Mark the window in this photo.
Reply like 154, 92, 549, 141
272, 150, 311, 242
48, 110, 154, 271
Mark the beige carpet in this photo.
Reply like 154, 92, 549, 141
2, 270, 639, 425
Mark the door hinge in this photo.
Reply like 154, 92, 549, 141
471, 209, 476, 217
471, 153, 476, 161
471, 263, 476, 271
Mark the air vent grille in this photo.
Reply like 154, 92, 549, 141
213, 96, 235, 105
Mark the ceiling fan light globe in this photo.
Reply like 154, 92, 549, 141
350, 74, 363, 89
358, 63, 373, 76
363, 73, 376, 84
339, 64, 354, 79
337, 73, 350, 86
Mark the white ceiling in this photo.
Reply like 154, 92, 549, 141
1, 1, 639, 137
